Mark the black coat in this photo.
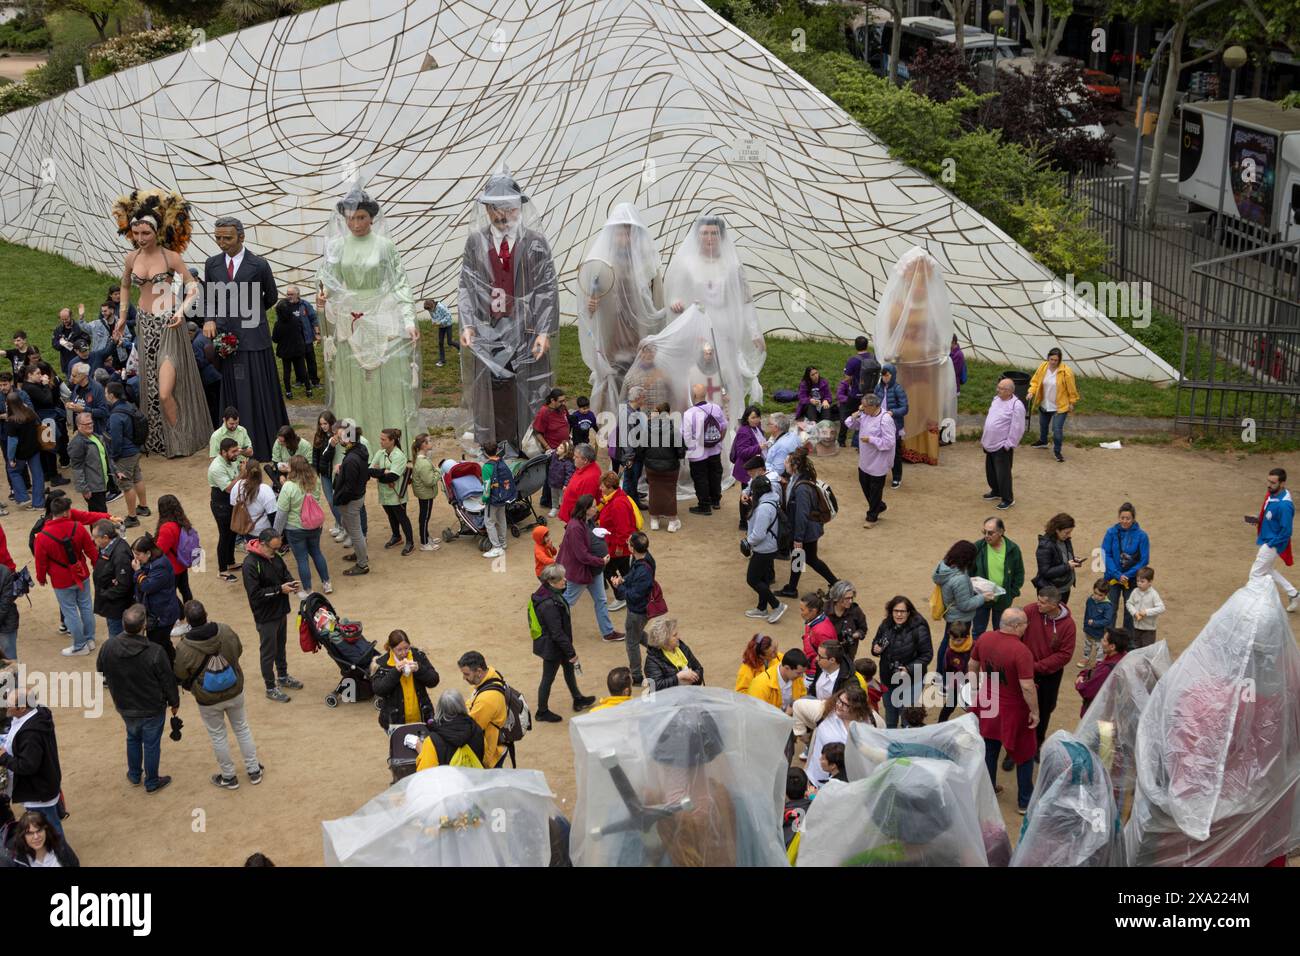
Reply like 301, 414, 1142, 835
6, 416, 40, 462
0, 565, 17, 633
1033, 534, 1076, 592
371, 647, 440, 731
332, 443, 370, 507
201, 250, 278, 351
644, 638, 704, 691
0, 707, 61, 804
241, 546, 292, 624
639, 419, 685, 471
92, 536, 135, 619
272, 308, 308, 360
786, 479, 825, 544
95, 632, 179, 717
871, 614, 933, 679
827, 602, 869, 661
5, 838, 80, 868
531, 583, 575, 661
427, 714, 486, 767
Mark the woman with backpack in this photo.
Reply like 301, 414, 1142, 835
131, 533, 179, 665
265, 424, 312, 494
555, 494, 620, 643
173, 599, 263, 790
642, 402, 684, 533
778, 446, 838, 597
596, 471, 637, 611
415, 690, 487, 770
154, 494, 198, 622
230, 458, 278, 537
531, 563, 596, 722
371, 629, 441, 733
273, 455, 331, 596
4, 392, 44, 510
743, 474, 786, 625
370, 427, 413, 557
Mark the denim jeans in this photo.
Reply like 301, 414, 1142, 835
972, 604, 1004, 638
621, 457, 644, 501
1038, 409, 1068, 455
564, 576, 614, 637
286, 526, 330, 590
985, 736, 1035, 809
54, 580, 95, 651
9, 453, 44, 508
320, 472, 341, 525
1108, 580, 1137, 631
882, 667, 923, 728
197, 693, 259, 778
0, 628, 15, 660
123, 711, 166, 787
105, 617, 123, 639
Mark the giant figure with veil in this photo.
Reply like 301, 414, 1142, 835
458, 168, 559, 453
576, 203, 666, 420
315, 186, 421, 447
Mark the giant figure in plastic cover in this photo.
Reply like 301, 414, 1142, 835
873, 247, 957, 466
631, 305, 750, 498
1074, 640, 1171, 807
1011, 730, 1126, 867
322, 767, 559, 866
316, 184, 420, 449
458, 167, 559, 453
569, 687, 790, 866
576, 203, 666, 420
1126, 577, 1300, 866
797, 758, 987, 866
663, 215, 765, 408
846, 713, 1010, 865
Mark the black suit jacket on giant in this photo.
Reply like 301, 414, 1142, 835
201, 249, 287, 461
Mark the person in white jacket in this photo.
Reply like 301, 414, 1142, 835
1125, 567, 1164, 647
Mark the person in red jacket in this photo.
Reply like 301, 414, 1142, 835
1075, 627, 1129, 716
153, 494, 196, 617
799, 591, 839, 690
596, 471, 637, 611
33, 495, 99, 656
968, 607, 1040, 812
1018, 584, 1076, 762
0, 523, 15, 572
558, 443, 602, 523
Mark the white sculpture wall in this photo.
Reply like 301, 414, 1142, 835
0, 0, 1175, 380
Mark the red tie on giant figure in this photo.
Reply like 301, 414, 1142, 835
226, 257, 234, 280
488, 236, 515, 319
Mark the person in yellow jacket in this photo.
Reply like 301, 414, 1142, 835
735, 634, 778, 694
459, 651, 508, 768
1026, 347, 1080, 464
589, 667, 634, 712
748, 649, 809, 714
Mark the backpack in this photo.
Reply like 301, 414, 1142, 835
527, 599, 543, 641
857, 355, 882, 396
448, 744, 484, 769
176, 526, 202, 569
126, 404, 149, 449
764, 500, 794, 553
929, 582, 947, 621
476, 675, 532, 767
796, 477, 838, 525
486, 459, 518, 506
701, 409, 724, 448
299, 491, 325, 530
39, 530, 79, 568
200, 652, 237, 693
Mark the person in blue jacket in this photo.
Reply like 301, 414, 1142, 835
131, 533, 180, 666
1247, 467, 1299, 611
873, 363, 908, 489
1100, 502, 1150, 631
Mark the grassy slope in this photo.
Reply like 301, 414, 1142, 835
0, 239, 1177, 418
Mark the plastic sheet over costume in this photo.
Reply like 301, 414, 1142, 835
1011, 730, 1126, 867
316, 182, 420, 447
568, 686, 791, 866
798, 758, 988, 866
845, 713, 1010, 865
662, 215, 765, 407
873, 247, 957, 465
1126, 577, 1300, 865
1074, 640, 1171, 807
457, 168, 559, 451
576, 203, 666, 421
321, 767, 559, 866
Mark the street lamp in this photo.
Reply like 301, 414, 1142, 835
1215, 45, 1249, 242
989, 10, 1004, 98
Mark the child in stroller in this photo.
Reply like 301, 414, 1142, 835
298, 593, 379, 708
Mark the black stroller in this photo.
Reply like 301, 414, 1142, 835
298, 593, 380, 708
507, 453, 550, 536
387, 723, 429, 782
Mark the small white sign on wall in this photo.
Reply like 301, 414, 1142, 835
730, 133, 766, 165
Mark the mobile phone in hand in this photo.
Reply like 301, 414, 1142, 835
1244, 515, 1259, 525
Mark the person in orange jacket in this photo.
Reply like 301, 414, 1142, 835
532, 524, 557, 579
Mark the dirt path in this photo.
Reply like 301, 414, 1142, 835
9, 438, 1296, 865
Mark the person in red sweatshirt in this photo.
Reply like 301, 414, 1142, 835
557, 443, 602, 523
596, 471, 637, 610
1018, 584, 1076, 763
0, 523, 14, 572
33, 495, 99, 656
1075, 628, 1129, 716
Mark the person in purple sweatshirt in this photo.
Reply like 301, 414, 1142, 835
730, 404, 768, 529
950, 335, 967, 396
794, 366, 834, 422
981, 378, 1027, 510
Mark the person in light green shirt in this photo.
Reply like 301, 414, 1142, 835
208, 437, 244, 580
265, 423, 313, 492
369, 427, 413, 554
409, 433, 441, 551
972, 516, 1025, 637
273, 455, 331, 593
209, 408, 253, 461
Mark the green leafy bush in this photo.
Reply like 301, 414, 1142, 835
0, 79, 44, 114
0, 15, 51, 52
26, 38, 91, 97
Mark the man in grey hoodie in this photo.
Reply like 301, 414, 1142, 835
173, 599, 262, 791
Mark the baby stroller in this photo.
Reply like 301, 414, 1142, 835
507, 453, 550, 536
440, 459, 492, 552
387, 723, 430, 782
298, 593, 380, 708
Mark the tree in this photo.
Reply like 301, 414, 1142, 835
908, 44, 978, 103
45, 0, 134, 41
938, 0, 974, 57
1022, 0, 1075, 63
873, 0, 908, 84
983, 60, 1117, 172
220, 0, 301, 27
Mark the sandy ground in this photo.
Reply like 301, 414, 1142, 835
7, 436, 1298, 866
0, 54, 44, 82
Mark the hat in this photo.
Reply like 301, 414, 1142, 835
336, 189, 380, 218
651, 706, 725, 768
477, 172, 529, 206
743, 454, 765, 471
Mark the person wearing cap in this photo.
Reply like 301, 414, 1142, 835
845, 393, 895, 527
458, 168, 559, 453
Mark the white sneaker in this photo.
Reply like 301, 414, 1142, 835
548, 508, 558, 518
329, 526, 343, 539
767, 603, 787, 624
420, 543, 436, 551
608, 599, 626, 612
666, 519, 681, 533
650, 517, 660, 531
1288, 595, 1299, 613
339, 535, 353, 549
61, 644, 91, 657
296, 590, 311, 601
745, 608, 769, 619
323, 581, 334, 594
483, 547, 504, 559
